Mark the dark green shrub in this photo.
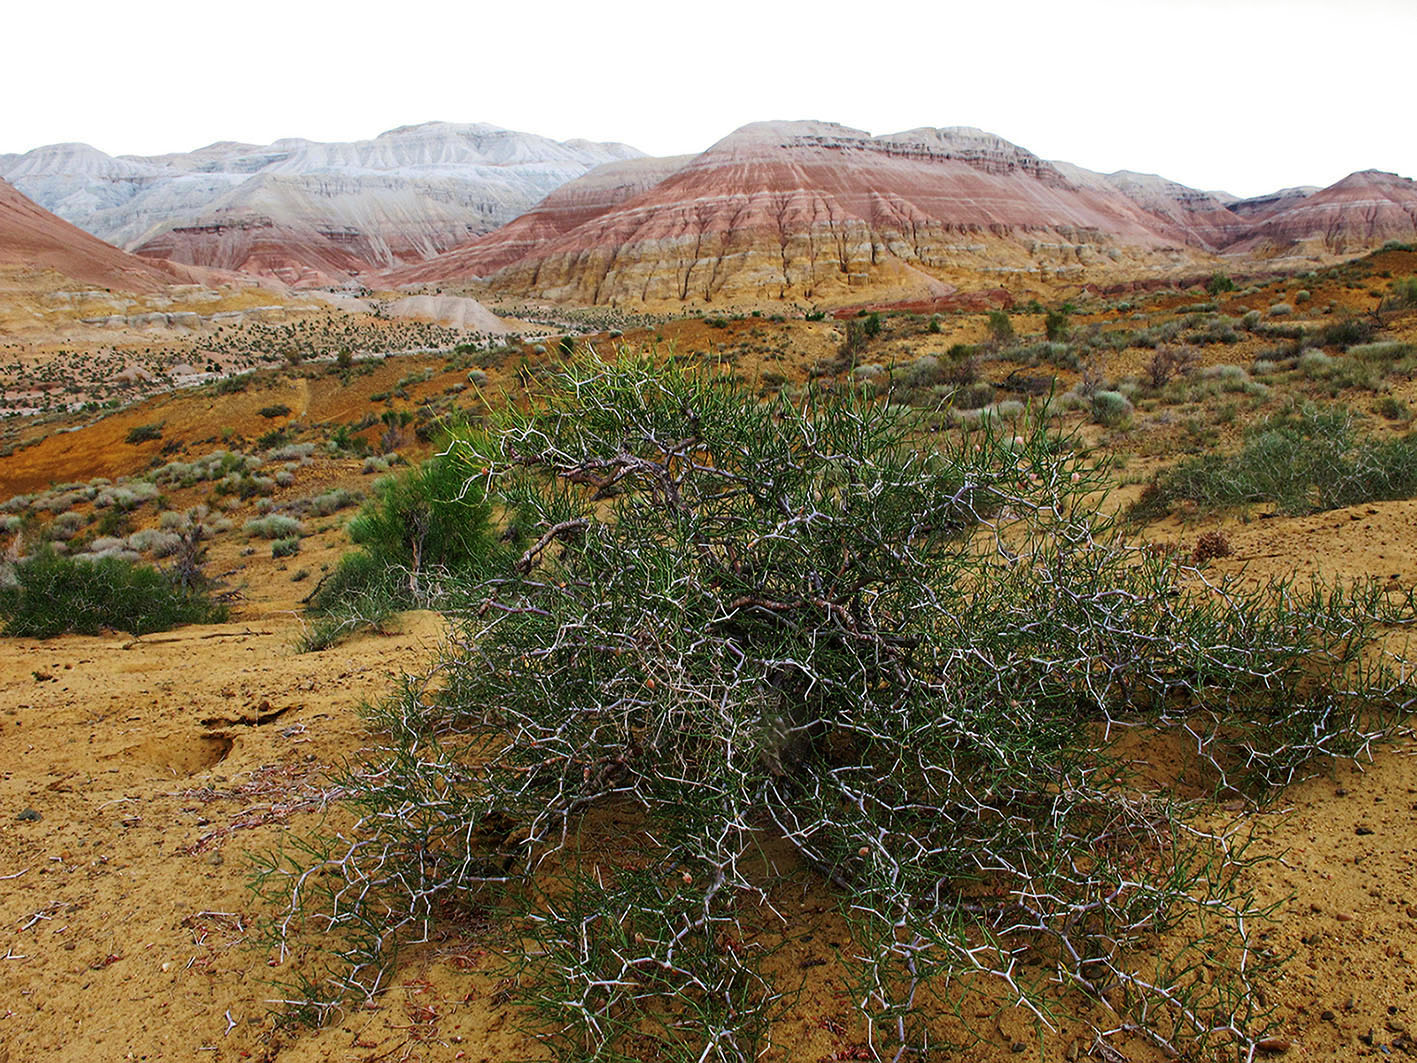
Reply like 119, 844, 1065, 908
1044, 307, 1071, 342
986, 309, 1014, 343
304, 449, 502, 643
125, 423, 163, 445
272, 536, 301, 559
1205, 272, 1235, 296
258, 404, 292, 419
1318, 318, 1377, 350
0, 550, 225, 637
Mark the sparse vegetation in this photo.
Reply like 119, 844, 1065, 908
1133, 405, 1417, 517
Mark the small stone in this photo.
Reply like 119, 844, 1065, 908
16, 808, 41, 822
1256, 1037, 1291, 1054
1322, 1010, 1337, 1022
1010, 1043, 1027, 1054
207, 851, 224, 867
1356, 824, 1375, 836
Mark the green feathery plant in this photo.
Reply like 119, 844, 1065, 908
254, 354, 1415, 1061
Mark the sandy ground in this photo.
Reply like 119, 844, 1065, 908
1, 500, 1416, 1062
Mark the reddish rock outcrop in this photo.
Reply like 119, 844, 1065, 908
1226, 185, 1319, 221
384, 154, 694, 287
1229, 171, 1417, 256
393, 121, 1229, 307
133, 214, 372, 289
0, 179, 188, 292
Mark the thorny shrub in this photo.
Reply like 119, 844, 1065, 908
255, 355, 1415, 1063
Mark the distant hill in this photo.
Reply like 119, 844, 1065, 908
2, 123, 643, 285
387, 121, 1417, 307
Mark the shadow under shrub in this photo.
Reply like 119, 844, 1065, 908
256, 357, 1415, 1062
0, 548, 226, 637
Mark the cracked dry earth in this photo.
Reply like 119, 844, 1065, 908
2, 504, 1417, 1061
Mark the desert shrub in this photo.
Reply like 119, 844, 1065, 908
1268, 302, 1293, 317
1132, 319, 1185, 348
1145, 345, 1199, 390
1186, 318, 1241, 345
47, 511, 87, 541
838, 320, 873, 361
1044, 307, 1071, 341
153, 450, 253, 488
1317, 317, 1377, 350
94, 482, 159, 509
244, 514, 304, 540
1133, 405, 1417, 517
302, 449, 501, 648
1014, 340, 1078, 370
1091, 389, 1134, 427
214, 373, 251, 395
124, 423, 163, 445
258, 404, 292, 419
901, 354, 942, 388
217, 473, 276, 500
288, 488, 362, 518
272, 536, 301, 559
1388, 276, 1417, 308
0, 549, 225, 637
266, 443, 317, 462
1298, 350, 1335, 377
294, 555, 404, 653
1349, 341, 1417, 377
1375, 396, 1413, 422
1205, 271, 1235, 296
952, 381, 995, 410
256, 357, 1415, 1062
986, 309, 1014, 343
127, 529, 182, 557
1191, 529, 1233, 563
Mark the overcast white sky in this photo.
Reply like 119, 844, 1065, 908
7, 0, 1413, 198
